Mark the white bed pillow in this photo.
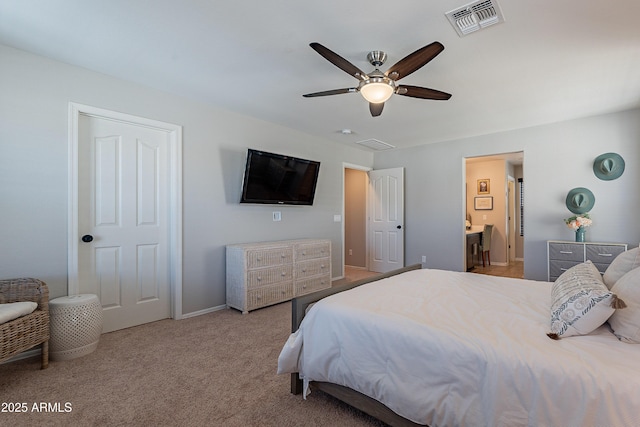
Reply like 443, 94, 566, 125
608, 267, 640, 343
0, 301, 38, 324
603, 247, 640, 289
548, 261, 625, 339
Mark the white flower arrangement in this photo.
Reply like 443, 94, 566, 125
564, 213, 592, 230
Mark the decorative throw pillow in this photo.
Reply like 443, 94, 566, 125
0, 301, 37, 324
548, 261, 626, 339
603, 247, 640, 289
608, 267, 640, 343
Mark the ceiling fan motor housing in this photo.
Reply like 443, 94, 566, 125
367, 50, 387, 67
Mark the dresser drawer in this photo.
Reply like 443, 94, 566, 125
247, 282, 293, 311
296, 241, 330, 261
296, 258, 330, 279
586, 245, 626, 266
247, 265, 293, 288
549, 260, 581, 279
246, 247, 293, 269
548, 242, 584, 262
295, 274, 331, 295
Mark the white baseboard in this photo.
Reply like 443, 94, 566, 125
181, 303, 227, 319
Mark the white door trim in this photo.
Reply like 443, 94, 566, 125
67, 103, 184, 320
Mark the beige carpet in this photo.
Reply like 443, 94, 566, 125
0, 300, 387, 427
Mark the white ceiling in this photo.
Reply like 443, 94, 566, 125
1, 0, 639, 151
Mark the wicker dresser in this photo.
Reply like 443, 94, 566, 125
226, 239, 331, 313
547, 240, 627, 281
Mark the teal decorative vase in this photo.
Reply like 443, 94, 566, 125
575, 226, 586, 242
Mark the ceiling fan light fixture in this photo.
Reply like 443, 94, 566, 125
360, 79, 395, 103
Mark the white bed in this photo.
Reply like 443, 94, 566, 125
278, 267, 640, 427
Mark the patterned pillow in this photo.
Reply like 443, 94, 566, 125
548, 261, 626, 339
608, 267, 640, 343
603, 247, 640, 289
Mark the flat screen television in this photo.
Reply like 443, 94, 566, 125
240, 149, 321, 205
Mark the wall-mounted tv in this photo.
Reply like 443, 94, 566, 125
240, 149, 321, 205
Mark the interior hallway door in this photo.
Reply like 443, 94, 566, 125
77, 114, 171, 333
368, 167, 404, 273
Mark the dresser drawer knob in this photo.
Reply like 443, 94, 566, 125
257, 277, 262, 281
320, 264, 325, 269
302, 268, 306, 272
302, 251, 306, 256
281, 272, 286, 276
256, 257, 261, 262
256, 295, 262, 300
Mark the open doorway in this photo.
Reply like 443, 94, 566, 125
342, 165, 379, 283
464, 152, 524, 278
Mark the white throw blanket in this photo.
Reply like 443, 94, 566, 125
278, 268, 640, 427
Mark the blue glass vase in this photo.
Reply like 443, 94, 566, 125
575, 226, 586, 242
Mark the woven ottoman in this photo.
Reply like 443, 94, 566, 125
49, 294, 103, 361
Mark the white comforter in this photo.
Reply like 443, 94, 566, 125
277, 268, 640, 427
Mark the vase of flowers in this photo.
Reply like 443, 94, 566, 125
564, 214, 592, 242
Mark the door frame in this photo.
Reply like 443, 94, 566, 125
342, 162, 371, 279
67, 102, 184, 320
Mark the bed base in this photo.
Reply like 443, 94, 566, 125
290, 263, 425, 427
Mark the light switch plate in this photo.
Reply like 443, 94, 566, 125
273, 211, 281, 221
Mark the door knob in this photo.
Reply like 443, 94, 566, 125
397, 225, 402, 229
81, 234, 94, 243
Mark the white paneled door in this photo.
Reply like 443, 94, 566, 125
77, 114, 171, 333
368, 167, 404, 273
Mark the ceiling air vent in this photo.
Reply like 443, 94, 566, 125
445, 0, 505, 37
356, 138, 395, 151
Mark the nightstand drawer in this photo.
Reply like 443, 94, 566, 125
549, 260, 581, 279
548, 242, 584, 262
586, 245, 626, 265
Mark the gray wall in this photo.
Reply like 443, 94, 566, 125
374, 109, 640, 280
0, 44, 373, 315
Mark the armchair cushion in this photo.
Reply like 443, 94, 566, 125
0, 301, 37, 324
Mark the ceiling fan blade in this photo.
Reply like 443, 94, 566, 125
369, 102, 384, 117
303, 88, 357, 97
385, 42, 445, 81
396, 85, 452, 100
310, 42, 367, 81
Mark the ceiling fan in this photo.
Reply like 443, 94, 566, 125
303, 41, 452, 117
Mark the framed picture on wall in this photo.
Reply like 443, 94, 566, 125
477, 179, 490, 194
474, 196, 493, 210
